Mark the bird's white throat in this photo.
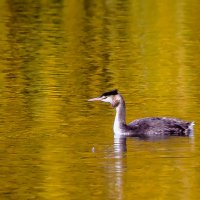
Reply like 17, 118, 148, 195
113, 101, 126, 137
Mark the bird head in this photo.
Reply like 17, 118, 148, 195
88, 89, 120, 108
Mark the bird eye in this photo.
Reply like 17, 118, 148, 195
103, 96, 107, 99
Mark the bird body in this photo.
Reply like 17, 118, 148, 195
88, 90, 194, 138
124, 117, 193, 137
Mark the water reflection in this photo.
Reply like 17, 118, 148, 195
110, 135, 197, 200
1, 0, 200, 200
114, 138, 127, 154
105, 138, 127, 200
113, 134, 194, 153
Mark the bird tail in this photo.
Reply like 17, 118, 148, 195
186, 121, 195, 136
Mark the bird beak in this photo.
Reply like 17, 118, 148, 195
88, 97, 102, 101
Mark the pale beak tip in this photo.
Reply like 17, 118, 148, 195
88, 97, 101, 102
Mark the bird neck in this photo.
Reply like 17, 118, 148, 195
113, 96, 126, 136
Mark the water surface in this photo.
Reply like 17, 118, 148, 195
1, 0, 200, 200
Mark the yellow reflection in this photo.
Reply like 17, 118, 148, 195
0, 0, 200, 200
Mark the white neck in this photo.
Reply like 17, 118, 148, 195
113, 97, 126, 137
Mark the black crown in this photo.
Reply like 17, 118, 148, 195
101, 89, 118, 97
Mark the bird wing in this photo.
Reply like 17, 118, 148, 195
128, 117, 192, 136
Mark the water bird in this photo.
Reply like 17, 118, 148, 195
88, 89, 194, 138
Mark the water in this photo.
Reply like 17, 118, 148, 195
1, 0, 200, 199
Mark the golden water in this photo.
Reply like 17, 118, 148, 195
1, 0, 200, 199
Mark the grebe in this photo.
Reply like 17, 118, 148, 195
88, 89, 194, 138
